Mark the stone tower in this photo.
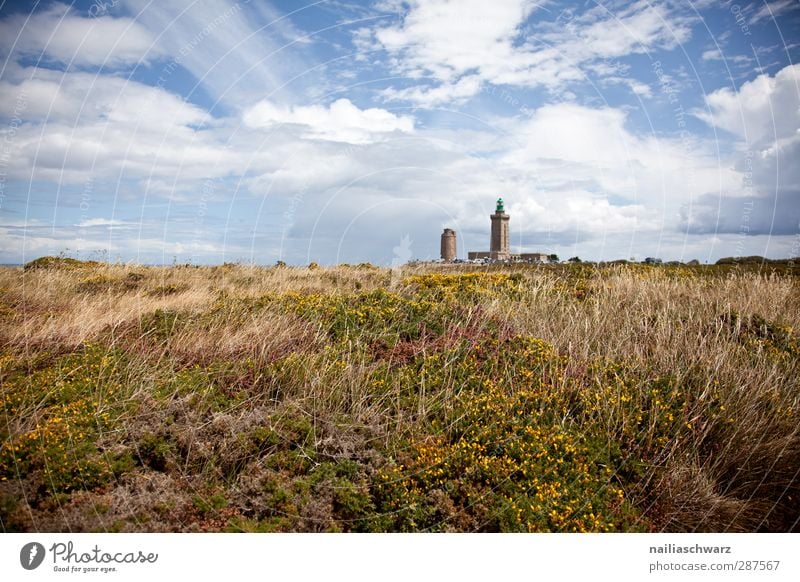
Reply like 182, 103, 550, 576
440, 228, 457, 261
490, 197, 510, 259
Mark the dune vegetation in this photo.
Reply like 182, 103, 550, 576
1, 257, 798, 532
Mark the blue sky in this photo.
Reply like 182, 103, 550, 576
0, 0, 798, 265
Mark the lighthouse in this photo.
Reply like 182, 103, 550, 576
490, 197, 510, 260
440, 228, 457, 261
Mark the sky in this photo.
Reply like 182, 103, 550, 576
0, 0, 798, 265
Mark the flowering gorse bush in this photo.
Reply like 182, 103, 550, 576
0, 345, 127, 493
1, 260, 797, 532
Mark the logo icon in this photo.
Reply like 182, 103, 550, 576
20, 542, 45, 570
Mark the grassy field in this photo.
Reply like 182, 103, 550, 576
1, 258, 798, 532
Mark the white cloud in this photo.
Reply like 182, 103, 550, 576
0, 66, 246, 185
249, 100, 741, 250
701, 48, 753, 66
0, 2, 161, 67
602, 76, 653, 98
687, 64, 800, 236
508, 190, 658, 238
0, 62, 743, 250
694, 64, 799, 144
378, 75, 483, 107
628, 80, 653, 98
749, 0, 800, 25
365, 0, 695, 105
242, 98, 414, 144
122, 0, 315, 106
6, 118, 246, 185
0, 66, 210, 127
494, 103, 742, 233
0, 229, 232, 263
0, 69, 414, 193
76, 218, 129, 228
374, 0, 536, 82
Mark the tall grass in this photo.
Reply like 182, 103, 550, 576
0, 259, 797, 532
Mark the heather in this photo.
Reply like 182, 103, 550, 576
1, 259, 798, 532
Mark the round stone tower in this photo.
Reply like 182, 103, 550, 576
490, 197, 510, 259
440, 228, 457, 261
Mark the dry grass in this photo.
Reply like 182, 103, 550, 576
0, 259, 797, 532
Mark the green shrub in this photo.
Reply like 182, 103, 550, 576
23, 256, 100, 271
137, 434, 174, 472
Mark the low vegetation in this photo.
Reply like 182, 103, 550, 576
1, 258, 798, 531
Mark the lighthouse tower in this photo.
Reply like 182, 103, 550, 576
440, 228, 457, 261
490, 197, 510, 260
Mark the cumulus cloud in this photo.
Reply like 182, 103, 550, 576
702, 48, 724, 61
498, 103, 738, 210
0, 2, 162, 68
686, 64, 800, 236
242, 98, 414, 144
261, 101, 738, 257
0, 66, 211, 126
508, 191, 657, 240
0, 62, 743, 258
364, 0, 694, 105
373, 0, 536, 82
694, 64, 800, 144
0, 66, 246, 185
379, 75, 484, 107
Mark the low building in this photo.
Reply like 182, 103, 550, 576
468, 251, 510, 261
520, 253, 549, 263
